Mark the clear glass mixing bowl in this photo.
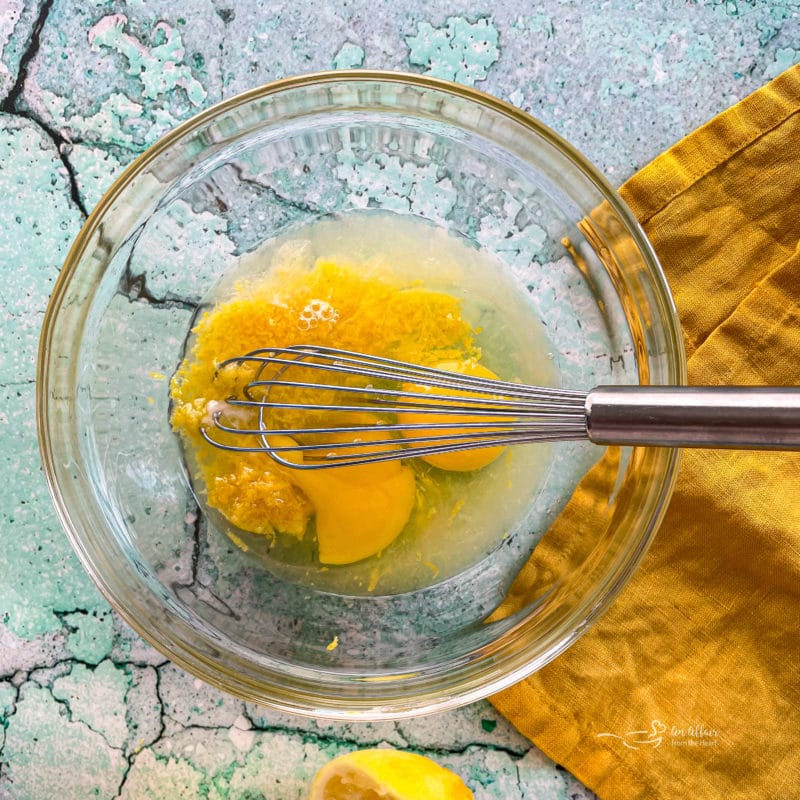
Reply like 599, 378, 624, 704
38, 71, 685, 719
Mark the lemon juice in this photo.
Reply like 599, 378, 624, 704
170, 211, 558, 595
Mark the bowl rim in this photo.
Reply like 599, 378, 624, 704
37, 69, 686, 719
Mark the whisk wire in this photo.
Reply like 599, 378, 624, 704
201, 345, 589, 468
224, 346, 585, 401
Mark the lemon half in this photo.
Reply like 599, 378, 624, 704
308, 749, 474, 800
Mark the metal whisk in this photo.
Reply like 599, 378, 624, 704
199, 345, 800, 469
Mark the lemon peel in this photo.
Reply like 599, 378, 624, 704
308, 749, 473, 800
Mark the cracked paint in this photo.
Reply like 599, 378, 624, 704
18, 1, 224, 153
159, 664, 245, 730
0, 0, 44, 102
51, 660, 130, 749
2, 684, 129, 798
2, 0, 797, 798
64, 141, 126, 212
61, 609, 115, 664
124, 199, 236, 304
406, 16, 501, 86
335, 147, 458, 218
0, 113, 100, 648
332, 41, 365, 69
88, 14, 207, 105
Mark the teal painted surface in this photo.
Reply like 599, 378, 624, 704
1, 1, 797, 797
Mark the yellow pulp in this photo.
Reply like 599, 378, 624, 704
309, 749, 474, 800
170, 258, 497, 566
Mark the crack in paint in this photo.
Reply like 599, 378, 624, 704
183, 495, 202, 587
46, 680, 126, 753
0, 658, 170, 799
0, 0, 89, 219
1, 651, 540, 798
0, 379, 36, 388
116, 230, 200, 310
2, 651, 167, 683
109, 665, 168, 800
168, 506, 243, 622
146, 710, 531, 763
0, 681, 21, 775
0, 0, 53, 114
229, 163, 322, 217
118, 269, 200, 311
111, 753, 134, 800
152, 666, 167, 745
393, 717, 531, 759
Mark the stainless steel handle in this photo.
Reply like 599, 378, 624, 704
585, 386, 800, 449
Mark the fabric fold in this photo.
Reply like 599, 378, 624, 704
491, 64, 800, 800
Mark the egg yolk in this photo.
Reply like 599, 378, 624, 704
398, 360, 507, 472
268, 431, 416, 565
169, 258, 499, 566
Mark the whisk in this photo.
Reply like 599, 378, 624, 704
199, 345, 800, 469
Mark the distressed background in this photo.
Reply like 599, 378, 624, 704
1, 1, 797, 798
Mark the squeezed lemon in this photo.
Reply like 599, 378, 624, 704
308, 749, 473, 800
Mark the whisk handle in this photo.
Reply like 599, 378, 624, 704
586, 386, 800, 450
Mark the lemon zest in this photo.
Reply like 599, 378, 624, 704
170, 258, 482, 565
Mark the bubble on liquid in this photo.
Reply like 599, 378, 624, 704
297, 298, 339, 330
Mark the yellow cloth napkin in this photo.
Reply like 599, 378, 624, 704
491, 65, 800, 800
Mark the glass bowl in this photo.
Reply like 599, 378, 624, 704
37, 71, 685, 719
